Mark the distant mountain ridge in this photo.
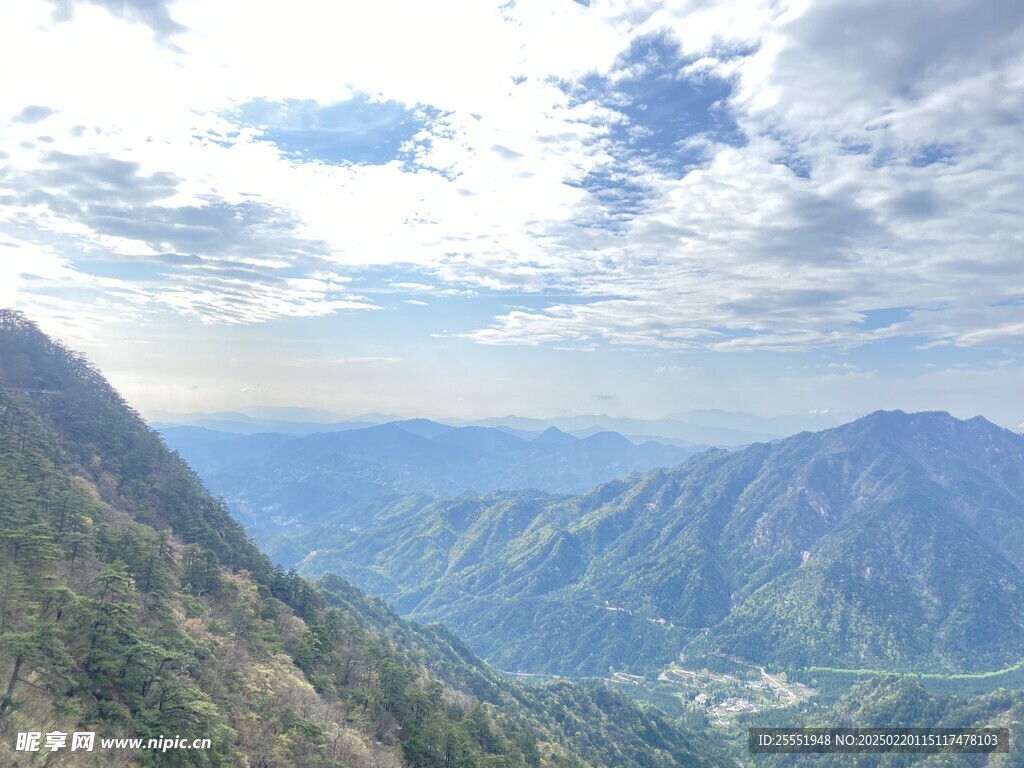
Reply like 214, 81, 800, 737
286, 410, 1024, 678
159, 419, 704, 555
151, 406, 855, 445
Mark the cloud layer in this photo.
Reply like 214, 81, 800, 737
1, 0, 1021, 360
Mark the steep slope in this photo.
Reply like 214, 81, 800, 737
0, 312, 272, 579
295, 411, 1024, 676
0, 311, 731, 767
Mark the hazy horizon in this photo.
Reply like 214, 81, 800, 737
2, 1, 1021, 429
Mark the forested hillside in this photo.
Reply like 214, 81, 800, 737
0, 310, 730, 767
285, 410, 1024, 677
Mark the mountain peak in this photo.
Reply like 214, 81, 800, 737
840, 409, 1003, 439
533, 425, 578, 446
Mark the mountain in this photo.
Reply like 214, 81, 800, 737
456, 414, 777, 446
0, 311, 732, 767
152, 407, 854, 447
289, 410, 1024, 678
533, 426, 580, 448
159, 419, 701, 550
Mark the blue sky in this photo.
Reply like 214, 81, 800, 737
1, 0, 1022, 427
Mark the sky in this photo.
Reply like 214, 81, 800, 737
1, 0, 1022, 427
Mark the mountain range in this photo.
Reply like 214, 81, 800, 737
159, 420, 703, 559
269, 410, 1024, 679
151, 406, 853, 446
6, 310, 1024, 766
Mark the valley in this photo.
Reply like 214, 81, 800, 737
158, 384, 1024, 766
169, 409, 1024, 683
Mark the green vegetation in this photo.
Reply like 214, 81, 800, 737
275, 410, 1024, 678
798, 661, 1024, 698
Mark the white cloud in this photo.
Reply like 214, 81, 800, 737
1, 0, 1021, 357
448, 1, 1024, 351
957, 323, 1024, 347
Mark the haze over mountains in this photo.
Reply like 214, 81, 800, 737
152, 406, 852, 447
159, 420, 703, 557
154, 383, 1024, 685
226, 411, 1024, 681
155, 406, 856, 560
